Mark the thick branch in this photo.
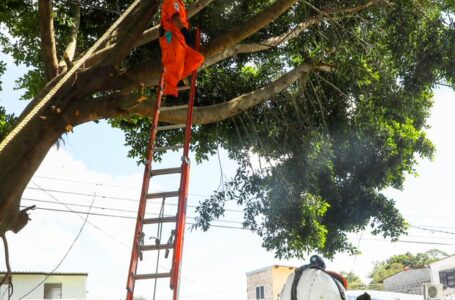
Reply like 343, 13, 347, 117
38, 0, 59, 80
84, 0, 215, 68
59, 0, 81, 69
115, 0, 382, 86
204, 0, 382, 68
100, 0, 161, 66
202, 0, 298, 58
101, 0, 299, 91
76, 63, 333, 126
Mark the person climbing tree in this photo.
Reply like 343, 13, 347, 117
160, 0, 204, 102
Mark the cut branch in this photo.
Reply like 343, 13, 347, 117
76, 63, 334, 126
38, 0, 59, 80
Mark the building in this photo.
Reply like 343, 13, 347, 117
0, 272, 87, 300
383, 254, 455, 297
246, 265, 295, 300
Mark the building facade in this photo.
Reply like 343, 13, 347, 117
0, 272, 87, 300
246, 265, 295, 300
383, 254, 455, 297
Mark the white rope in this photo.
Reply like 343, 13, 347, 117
0, 0, 142, 153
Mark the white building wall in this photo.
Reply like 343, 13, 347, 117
429, 255, 455, 284
0, 274, 87, 300
429, 255, 455, 297
383, 268, 431, 295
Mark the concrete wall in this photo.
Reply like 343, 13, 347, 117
247, 268, 273, 300
0, 274, 87, 300
272, 266, 295, 300
247, 266, 296, 300
383, 268, 431, 295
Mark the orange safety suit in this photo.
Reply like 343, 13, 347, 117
160, 0, 204, 97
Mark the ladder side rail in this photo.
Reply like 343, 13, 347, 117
171, 27, 201, 300
126, 74, 165, 300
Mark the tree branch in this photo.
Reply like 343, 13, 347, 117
38, 0, 59, 80
202, 0, 299, 59
84, 0, 215, 68
99, 0, 161, 67
75, 63, 334, 126
99, 0, 299, 91
204, 0, 383, 68
59, 0, 81, 70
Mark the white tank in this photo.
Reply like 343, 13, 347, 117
279, 268, 345, 300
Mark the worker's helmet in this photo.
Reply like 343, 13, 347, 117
279, 255, 348, 300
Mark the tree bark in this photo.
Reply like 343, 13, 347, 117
38, 0, 59, 80
59, 0, 81, 70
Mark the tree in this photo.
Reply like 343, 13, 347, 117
341, 271, 365, 289
370, 249, 448, 283
0, 0, 454, 258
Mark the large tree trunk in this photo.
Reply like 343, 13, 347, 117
0, 107, 67, 234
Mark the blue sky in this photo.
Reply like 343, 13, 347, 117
1, 50, 455, 300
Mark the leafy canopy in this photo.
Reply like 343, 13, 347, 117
1, 0, 455, 258
370, 249, 448, 283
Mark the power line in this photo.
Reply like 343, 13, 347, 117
26, 185, 245, 213
412, 225, 455, 236
19, 189, 97, 299
34, 175, 216, 198
25, 204, 455, 242
22, 204, 245, 229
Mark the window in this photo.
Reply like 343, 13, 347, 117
44, 283, 62, 299
256, 286, 265, 300
439, 269, 455, 289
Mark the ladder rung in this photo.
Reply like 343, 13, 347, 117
143, 216, 177, 225
156, 124, 186, 131
151, 167, 181, 177
139, 243, 174, 251
134, 273, 171, 280
160, 104, 188, 112
146, 191, 180, 199
154, 144, 184, 152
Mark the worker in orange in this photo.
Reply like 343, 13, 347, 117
159, 0, 204, 102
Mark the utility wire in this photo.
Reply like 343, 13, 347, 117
25, 204, 455, 240
19, 189, 97, 299
22, 205, 246, 229
25, 185, 245, 213
412, 225, 455, 236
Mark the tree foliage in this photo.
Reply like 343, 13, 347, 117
370, 249, 448, 283
0, 0, 454, 258
341, 271, 365, 289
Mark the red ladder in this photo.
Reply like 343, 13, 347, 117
125, 29, 201, 300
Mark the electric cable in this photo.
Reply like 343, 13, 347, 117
18, 190, 97, 299
26, 176, 244, 213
